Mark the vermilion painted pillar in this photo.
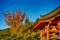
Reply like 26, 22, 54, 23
59, 26, 60, 39
57, 21, 60, 40
40, 30, 43, 40
58, 22, 60, 39
46, 25, 49, 40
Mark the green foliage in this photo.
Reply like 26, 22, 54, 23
0, 10, 40, 40
0, 17, 40, 40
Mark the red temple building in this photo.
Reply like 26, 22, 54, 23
30, 6, 60, 40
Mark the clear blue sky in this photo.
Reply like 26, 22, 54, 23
0, 0, 60, 29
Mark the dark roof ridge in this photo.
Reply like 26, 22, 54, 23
41, 6, 60, 17
40, 6, 60, 20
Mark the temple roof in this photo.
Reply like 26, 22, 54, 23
40, 6, 60, 20
30, 6, 60, 30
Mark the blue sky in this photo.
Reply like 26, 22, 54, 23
0, 0, 60, 29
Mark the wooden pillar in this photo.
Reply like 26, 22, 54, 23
40, 30, 43, 40
46, 24, 49, 40
59, 26, 60, 39
58, 22, 60, 39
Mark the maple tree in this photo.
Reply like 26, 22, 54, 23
4, 10, 26, 34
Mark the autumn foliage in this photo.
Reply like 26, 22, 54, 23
2, 10, 39, 40
4, 10, 26, 34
